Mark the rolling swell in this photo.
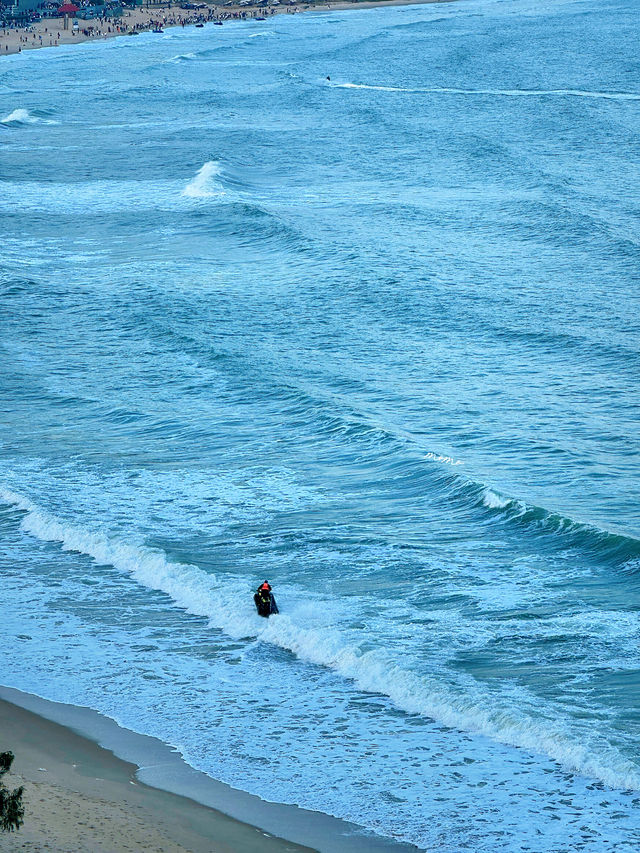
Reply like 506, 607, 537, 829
424, 470, 640, 568
183, 201, 310, 254
119, 309, 640, 568
2, 485, 640, 793
5, 252, 634, 575
473, 485, 640, 567
2, 1, 640, 847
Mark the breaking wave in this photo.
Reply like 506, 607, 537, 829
451, 480, 640, 566
182, 160, 226, 198
482, 487, 512, 510
1, 108, 58, 126
2, 486, 640, 792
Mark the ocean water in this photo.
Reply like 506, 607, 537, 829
1, 0, 640, 849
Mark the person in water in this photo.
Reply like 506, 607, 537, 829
254, 581, 279, 618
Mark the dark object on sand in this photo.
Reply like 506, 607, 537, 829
0, 751, 24, 833
254, 581, 279, 618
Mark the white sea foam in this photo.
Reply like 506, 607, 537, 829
440, 88, 640, 100
0, 488, 223, 624
334, 82, 407, 92
1, 108, 58, 125
182, 160, 225, 198
425, 451, 463, 466
3, 486, 640, 793
2, 108, 36, 124
482, 488, 511, 509
334, 83, 640, 101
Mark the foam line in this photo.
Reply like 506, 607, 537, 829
3, 487, 640, 792
333, 83, 640, 100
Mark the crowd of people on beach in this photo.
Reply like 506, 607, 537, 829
2, 18, 125, 50
0, 1, 309, 53
0, 0, 122, 28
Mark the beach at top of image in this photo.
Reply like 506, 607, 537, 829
0, 0, 446, 55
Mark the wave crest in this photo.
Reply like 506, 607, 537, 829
1, 108, 58, 126
3, 487, 640, 792
182, 161, 225, 199
466, 483, 640, 565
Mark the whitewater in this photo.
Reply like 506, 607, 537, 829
1, 0, 640, 849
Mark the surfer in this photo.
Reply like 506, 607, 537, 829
254, 581, 279, 618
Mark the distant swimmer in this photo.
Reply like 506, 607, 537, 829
326, 75, 330, 81
254, 580, 279, 618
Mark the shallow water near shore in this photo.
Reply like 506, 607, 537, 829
1, 0, 640, 849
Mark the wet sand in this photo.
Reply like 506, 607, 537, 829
0, 686, 418, 853
0, 696, 314, 853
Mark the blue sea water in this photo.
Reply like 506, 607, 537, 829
1, 0, 640, 848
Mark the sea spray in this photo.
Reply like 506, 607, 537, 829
182, 161, 225, 198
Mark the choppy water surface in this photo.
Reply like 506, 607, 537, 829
1, 0, 640, 848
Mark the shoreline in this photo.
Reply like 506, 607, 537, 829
0, 3, 437, 849
0, 693, 309, 853
0, 0, 449, 57
0, 685, 418, 853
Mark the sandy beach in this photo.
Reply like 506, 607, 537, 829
0, 688, 415, 853
0, 695, 315, 853
1, 3, 290, 56
0, 0, 446, 56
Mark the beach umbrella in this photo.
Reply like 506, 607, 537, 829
57, 3, 79, 13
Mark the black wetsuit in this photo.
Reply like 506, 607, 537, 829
254, 588, 279, 617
